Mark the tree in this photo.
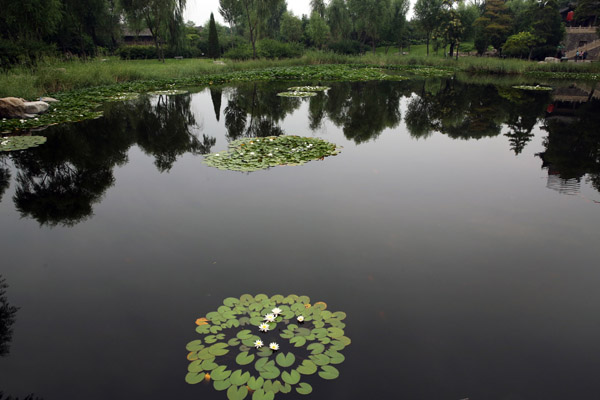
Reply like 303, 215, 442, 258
326, 0, 352, 41
307, 11, 330, 49
384, 0, 410, 52
474, 0, 512, 53
574, 0, 600, 26
530, 0, 564, 56
502, 31, 539, 59
208, 12, 220, 58
219, 0, 282, 58
280, 12, 303, 42
121, 0, 187, 62
414, 0, 444, 55
311, 0, 327, 18
348, 0, 392, 53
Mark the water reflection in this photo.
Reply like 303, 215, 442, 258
2, 79, 600, 228
539, 87, 600, 197
224, 83, 299, 140
0, 276, 17, 358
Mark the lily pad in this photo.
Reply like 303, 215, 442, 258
0, 135, 47, 152
512, 85, 553, 91
287, 86, 330, 92
203, 135, 340, 172
277, 91, 317, 98
148, 89, 188, 96
186, 294, 350, 399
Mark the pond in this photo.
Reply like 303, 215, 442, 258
1, 78, 600, 400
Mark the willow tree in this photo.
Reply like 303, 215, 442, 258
327, 0, 352, 41
121, 0, 186, 62
414, 0, 443, 55
348, 0, 391, 53
219, 0, 282, 58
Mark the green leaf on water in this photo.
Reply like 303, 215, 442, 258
236, 351, 255, 366
290, 336, 306, 347
281, 370, 301, 385
214, 379, 232, 391
275, 352, 295, 368
209, 343, 229, 356
296, 382, 313, 395
227, 385, 248, 400
307, 342, 325, 355
252, 389, 275, 400
186, 340, 203, 351
318, 365, 340, 380
247, 376, 264, 391
211, 366, 232, 381
309, 354, 330, 366
230, 370, 251, 386
185, 372, 205, 384
296, 360, 317, 375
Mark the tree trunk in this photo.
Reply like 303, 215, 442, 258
372, 38, 376, 54
426, 33, 430, 56
456, 41, 460, 60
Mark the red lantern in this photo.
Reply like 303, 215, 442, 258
567, 11, 574, 21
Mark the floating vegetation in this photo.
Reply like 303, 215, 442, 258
287, 86, 330, 92
204, 136, 340, 172
147, 89, 188, 96
277, 91, 317, 98
107, 92, 140, 101
0, 135, 47, 152
186, 294, 350, 400
512, 85, 553, 91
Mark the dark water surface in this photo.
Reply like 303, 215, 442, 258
1, 78, 600, 400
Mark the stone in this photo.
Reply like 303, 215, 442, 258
39, 97, 59, 103
0, 97, 27, 118
23, 101, 49, 115
544, 57, 560, 63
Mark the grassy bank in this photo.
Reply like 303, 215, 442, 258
2, 51, 600, 99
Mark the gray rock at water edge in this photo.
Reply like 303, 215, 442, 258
0, 97, 50, 119
24, 101, 49, 115
39, 97, 59, 103
544, 57, 560, 63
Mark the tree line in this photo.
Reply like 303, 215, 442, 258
1, 0, 599, 67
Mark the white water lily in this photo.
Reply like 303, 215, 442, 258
264, 313, 276, 322
250, 152, 255, 155
297, 315, 305, 323
254, 339, 264, 349
269, 342, 279, 351
1, 140, 8, 146
259, 322, 270, 332
271, 307, 282, 316
267, 153, 273, 157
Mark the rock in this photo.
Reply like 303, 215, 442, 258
23, 101, 49, 115
0, 97, 27, 118
544, 57, 560, 63
39, 97, 59, 103
0, 98, 49, 119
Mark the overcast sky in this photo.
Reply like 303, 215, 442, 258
184, 0, 413, 27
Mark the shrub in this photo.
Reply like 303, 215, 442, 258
328, 40, 369, 55
257, 39, 303, 59
223, 45, 253, 60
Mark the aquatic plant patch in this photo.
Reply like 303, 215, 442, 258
287, 86, 330, 92
147, 89, 188, 96
276, 91, 317, 98
0, 135, 46, 152
186, 294, 350, 400
107, 92, 140, 102
203, 136, 340, 172
512, 85, 553, 91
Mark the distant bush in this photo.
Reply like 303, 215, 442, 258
223, 45, 253, 60
0, 39, 57, 69
258, 39, 303, 59
328, 40, 368, 55
118, 45, 203, 60
531, 45, 558, 61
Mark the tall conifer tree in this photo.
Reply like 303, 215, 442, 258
208, 12, 220, 58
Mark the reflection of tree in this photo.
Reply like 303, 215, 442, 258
0, 276, 18, 358
224, 83, 300, 141
405, 79, 508, 140
135, 95, 209, 172
322, 82, 404, 143
0, 392, 44, 400
11, 103, 135, 227
498, 87, 550, 155
538, 98, 600, 194
0, 161, 10, 204
210, 88, 222, 122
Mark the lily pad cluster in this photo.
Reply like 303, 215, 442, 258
287, 86, 330, 92
148, 89, 188, 96
107, 92, 140, 102
512, 85, 553, 91
186, 294, 350, 400
203, 135, 340, 172
0, 135, 47, 152
277, 85, 330, 98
